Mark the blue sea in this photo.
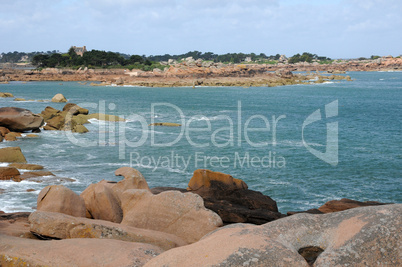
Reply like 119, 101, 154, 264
0, 72, 401, 213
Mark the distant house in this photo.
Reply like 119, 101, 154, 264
72, 46, 87, 57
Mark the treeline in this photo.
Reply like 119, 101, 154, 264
0, 51, 59, 63
147, 51, 282, 63
288, 52, 331, 64
32, 48, 164, 71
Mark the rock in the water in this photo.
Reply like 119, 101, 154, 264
62, 103, 89, 115
0, 234, 163, 267
0, 167, 20, 180
188, 169, 248, 196
13, 170, 55, 182
72, 124, 89, 133
0, 107, 44, 132
84, 113, 125, 122
51, 93, 67, 102
121, 189, 223, 243
0, 92, 14, 98
145, 204, 402, 267
187, 169, 282, 225
29, 211, 187, 250
4, 131, 22, 141
81, 180, 123, 222
37, 185, 86, 217
0, 126, 10, 136
8, 163, 43, 170
318, 198, 389, 213
0, 147, 27, 163
148, 122, 182, 127
40, 106, 60, 121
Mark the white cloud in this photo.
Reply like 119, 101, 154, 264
0, 0, 401, 57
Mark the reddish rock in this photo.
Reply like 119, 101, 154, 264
62, 103, 89, 115
145, 204, 402, 267
13, 171, 55, 182
40, 106, 60, 121
81, 180, 123, 222
4, 131, 22, 141
0, 167, 20, 180
318, 198, 389, 213
121, 189, 223, 243
0, 212, 36, 239
0, 234, 163, 266
37, 185, 86, 217
9, 163, 44, 170
0, 126, 10, 136
0, 107, 44, 132
114, 167, 150, 191
0, 147, 27, 163
29, 211, 187, 250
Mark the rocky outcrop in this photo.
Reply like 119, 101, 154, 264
0, 107, 44, 132
8, 163, 44, 170
186, 169, 283, 225
41, 104, 89, 133
145, 204, 402, 267
37, 185, 86, 217
29, 211, 187, 250
0, 167, 20, 180
0, 234, 163, 267
0, 212, 35, 239
0, 92, 13, 97
121, 189, 223, 243
0, 147, 27, 163
51, 93, 67, 102
318, 198, 389, 213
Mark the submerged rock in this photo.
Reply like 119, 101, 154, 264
145, 204, 402, 267
149, 122, 181, 127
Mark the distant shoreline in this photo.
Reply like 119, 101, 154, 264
0, 57, 400, 87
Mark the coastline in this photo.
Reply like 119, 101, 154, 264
1, 57, 401, 87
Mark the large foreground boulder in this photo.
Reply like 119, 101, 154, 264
0, 234, 163, 266
29, 211, 187, 250
37, 185, 86, 217
145, 204, 402, 267
81, 180, 122, 222
121, 189, 223, 243
0, 107, 44, 132
0, 147, 27, 163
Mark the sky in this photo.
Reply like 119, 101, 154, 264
0, 0, 401, 58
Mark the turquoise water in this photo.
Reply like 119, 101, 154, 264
0, 72, 401, 213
